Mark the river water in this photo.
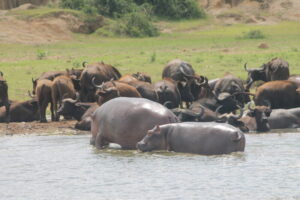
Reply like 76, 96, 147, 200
0, 131, 300, 200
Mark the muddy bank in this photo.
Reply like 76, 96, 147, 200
0, 120, 89, 135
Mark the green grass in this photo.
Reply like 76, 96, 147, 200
0, 18, 300, 101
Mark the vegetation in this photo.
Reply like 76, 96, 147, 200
0, 16, 299, 100
240, 30, 266, 39
58, 0, 205, 37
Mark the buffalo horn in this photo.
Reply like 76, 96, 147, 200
232, 105, 244, 120
82, 61, 88, 68
244, 63, 250, 72
179, 65, 194, 78
28, 90, 34, 98
247, 101, 255, 112
92, 77, 104, 89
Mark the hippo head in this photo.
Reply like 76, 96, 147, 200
136, 125, 165, 152
247, 102, 272, 132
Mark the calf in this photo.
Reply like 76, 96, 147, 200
137, 122, 245, 155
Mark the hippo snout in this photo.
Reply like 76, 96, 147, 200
136, 141, 148, 152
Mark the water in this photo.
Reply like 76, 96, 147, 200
0, 132, 300, 200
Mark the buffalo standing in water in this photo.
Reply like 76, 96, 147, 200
137, 122, 245, 155
91, 97, 178, 149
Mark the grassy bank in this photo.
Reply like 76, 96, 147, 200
0, 19, 299, 100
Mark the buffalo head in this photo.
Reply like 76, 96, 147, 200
247, 101, 272, 132
244, 63, 267, 89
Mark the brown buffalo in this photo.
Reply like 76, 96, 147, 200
288, 75, 300, 88
93, 80, 141, 106
244, 58, 290, 89
79, 61, 121, 102
51, 75, 77, 121
154, 78, 181, 109
254, 80, 300, 109
0, 99, 39, 122
32, 68, 82, 94
0, 71, 10, 123
119, 72, 151, 83
123, 80, 158, 102
34, 79, 54, 123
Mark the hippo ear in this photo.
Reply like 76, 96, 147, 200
154, 125, 161, 134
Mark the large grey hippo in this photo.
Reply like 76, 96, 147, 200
137, 122, 245, 155
90, 97, 179, 149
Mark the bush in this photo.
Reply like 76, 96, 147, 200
242, 30, 266, 39
93, 0, 138, 18
135, 0, 205, 19
59, 0, 84, 10
123, 12, 159, 37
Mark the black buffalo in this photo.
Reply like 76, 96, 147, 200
0, 72, 10, 123
79, 61, 121, 102
244, 58, 290, 90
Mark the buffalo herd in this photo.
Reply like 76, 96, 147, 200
1, 57, 300, 155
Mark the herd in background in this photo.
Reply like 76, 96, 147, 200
0, 57, 300, 154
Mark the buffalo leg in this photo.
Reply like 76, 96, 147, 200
50, 102, 55, 121
39, 99, 48, 123
5, 103, 10, 123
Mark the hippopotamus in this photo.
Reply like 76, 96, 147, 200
91, 97, 179, 149
137, 122, 245, 155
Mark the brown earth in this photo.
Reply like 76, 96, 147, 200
0, 4, 104, 44
199, 0, 300, 24
0, 120, 90, 135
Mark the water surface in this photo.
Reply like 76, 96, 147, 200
0, 131, 299, 200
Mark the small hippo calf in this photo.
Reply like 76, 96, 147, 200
137, 122, 245, 155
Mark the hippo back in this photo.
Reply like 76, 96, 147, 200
91, 97, 178, 149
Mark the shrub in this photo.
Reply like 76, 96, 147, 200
242, 30, 266, 39
36, 49, 47, 60
93, 0, 138, 18
123, 12, 159, 37
59, 0, 84, 10
135, 0, 205, 19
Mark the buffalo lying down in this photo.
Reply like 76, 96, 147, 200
91, 97, 178, 149
137, 122, 245, 155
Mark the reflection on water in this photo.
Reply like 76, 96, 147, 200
0, 132, 300, 200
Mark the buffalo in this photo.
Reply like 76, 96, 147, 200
254, 80, 300, 109
32, 68, 82, 94
34, 79, 54, 122
51, 75, 77, 121
162, 59, 206, 107
79, 61, 121, 102
218, 103, 272, 132
119, 72, 151, 83
137, 122, 245, 155
93, 80, 141, 106
91, 97, 178, 149
288, 75, 300, 88
0, 71, 10, 123
244, 58, 290, 90
213, 74, 250, 108
0, 99, 39, 122
57, 98, 98, 130
124, 80, 158, 102
154, 78, 181, 109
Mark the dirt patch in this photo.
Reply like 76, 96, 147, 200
0, 5, 104, 44
199, 0, 300, 24
0, 120, 89, 135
